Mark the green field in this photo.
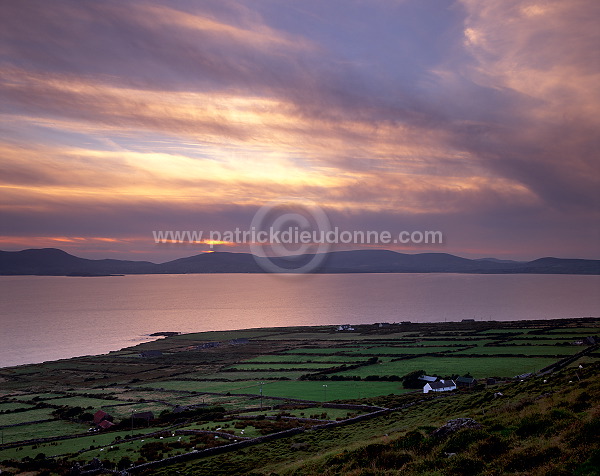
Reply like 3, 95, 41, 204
230, 363, 336, 371
184, 420, 263, 438
0, 408, 55, 426
241, 407, 363, 420
170, 330, 279, 341
283, 347, 356, 354
9, 393, 65, 401
477, 329, 529, 335
394, 339, 495, 346
453, 345, 582, 356
49, 396, 121, 409
334, 356, 559, 379
185, 370, 309, 380
243, 354, 368, 363
0, 402, 34, 412
0, 426, 165, 460
542, 327, 599, 334
337, 346, 467, 355
261, 332, 414, 340
136, 379, 411, 401
258, 380, 411, 401
0, 420, 88, 444
80, 434, 199, 464
138, 380, 264, 394
100, 402, 173, 420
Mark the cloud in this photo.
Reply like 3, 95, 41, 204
0, 0, 598, 259
453, 0, 600, 211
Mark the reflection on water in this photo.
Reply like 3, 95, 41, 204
1, 273, 598, 367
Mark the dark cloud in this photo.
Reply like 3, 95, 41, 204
0, 0, 598, 259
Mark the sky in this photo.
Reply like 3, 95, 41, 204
1, 0, 599, 262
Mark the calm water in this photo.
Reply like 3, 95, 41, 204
0, 273, 599, 368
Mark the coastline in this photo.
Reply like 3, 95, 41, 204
1, 317, 598, 371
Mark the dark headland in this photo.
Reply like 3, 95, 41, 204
1, 248, 599, 275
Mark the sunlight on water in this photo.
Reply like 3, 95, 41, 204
0, 273, 598, 367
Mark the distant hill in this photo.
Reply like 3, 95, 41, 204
0, 248, 598, 275
0, 248, 157, 276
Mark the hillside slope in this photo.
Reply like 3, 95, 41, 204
157, 363, 600, 475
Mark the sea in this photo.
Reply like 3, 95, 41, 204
0, 273, 599, 368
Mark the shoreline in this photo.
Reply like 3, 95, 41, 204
1, 316, 598, 371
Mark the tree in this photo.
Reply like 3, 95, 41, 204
402, 369, 426, 389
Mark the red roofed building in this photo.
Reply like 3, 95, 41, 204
93, 410, 112, 425
97, 420, 115, 430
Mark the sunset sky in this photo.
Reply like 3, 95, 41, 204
1, 0, 599, 261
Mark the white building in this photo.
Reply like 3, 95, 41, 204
423, 379, 456, 394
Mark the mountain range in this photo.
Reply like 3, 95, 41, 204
0, 248, 599, 275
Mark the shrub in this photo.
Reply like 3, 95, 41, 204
376, 450, 412, 469
394, 430, 424, 450
445, 455, 485, 476
474, 435, 510, 458
506, 446, 561, 471
441, 429, 490, 454
515, 413, 554, 437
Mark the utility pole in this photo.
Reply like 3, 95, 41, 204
259, 382, 265, 411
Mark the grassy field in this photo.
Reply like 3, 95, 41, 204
0, 408, 55, 426
79, 434, 199, 465
9, 393, 65, 401
230, 363, 337, 371
0, 420, 88, 444
101, 402, 173, 420
185, 370, 309, 380
0, 426, 164, 460
49, 396, 122, 409
334, 356, 560, 379
0, 402, 34, 412
261, 332, 416, 341
453, 345, 582, 356
151, 362, 600, 476
257, 381, 412, 401
283, 348, 357, 354
242, 355, 368, 363
136, 379, 412, 402
336, 346, 468, 355
0, 318, 597, 474
138, 380, 268, 394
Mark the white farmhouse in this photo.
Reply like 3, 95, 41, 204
423, 379, 456, 394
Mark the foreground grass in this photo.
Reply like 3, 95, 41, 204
156, 363, 600, 475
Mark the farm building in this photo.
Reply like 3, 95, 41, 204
423, 380, 456, 394
456, 376, 477, 388
93, 410, 113, 425
97, 420, 115, 430
418, 375, 438, 383
336, 325, 355, 331
132, 411, 154, 421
